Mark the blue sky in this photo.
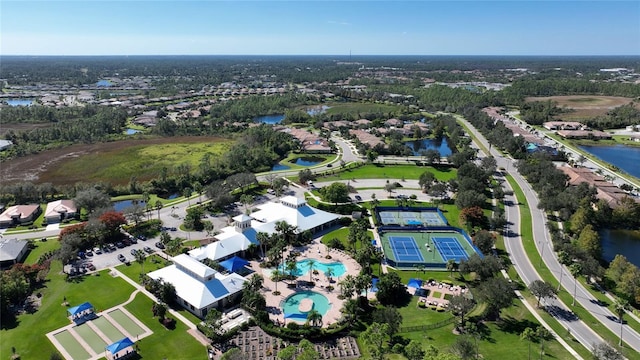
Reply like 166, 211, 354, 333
2, 1, 639, 55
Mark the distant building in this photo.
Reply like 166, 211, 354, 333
0, 205, 41, 228
543, 121, 584, 131
0, 238, 29, 268
44, 200, 78, 224
557, 130, 612, 140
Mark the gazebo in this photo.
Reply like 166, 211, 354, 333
407, 278, 423, 289
105, 337, 135, 360
219, 256, 249, 273
67, 302, 96, 325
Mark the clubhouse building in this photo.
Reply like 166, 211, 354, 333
149, 196, 340, 318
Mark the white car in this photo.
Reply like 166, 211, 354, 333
93, 247, 103, 255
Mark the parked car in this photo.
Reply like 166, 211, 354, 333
137, 235, 147, 241
143, 246, 154, 254
155, 242, 165, 249
355, 195, 362, 201
118, 254, 126, 262
129, 237, 138, 244
115, 242, 125, 248
130, 249, 139, 256
87, 263, 96, 271
93, 247, 102, 255
170, 227, 177, 231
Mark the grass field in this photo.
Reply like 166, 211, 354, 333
324, 102, 403, 116
524, 95, 636, 120
0, 262, 135, 359
36, 137, 232, 185
316, 164, 457, 182
24, 239, 61, 264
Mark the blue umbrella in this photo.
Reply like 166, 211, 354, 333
106, 337, 134, 354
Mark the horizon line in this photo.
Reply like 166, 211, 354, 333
2, 54, 639, 57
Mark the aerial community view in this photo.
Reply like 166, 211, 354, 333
2, 1, 640, 360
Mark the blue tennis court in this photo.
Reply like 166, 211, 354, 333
432, 237, 469, 262
388, 236, 425, 262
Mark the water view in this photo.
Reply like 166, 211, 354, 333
579, 144, 640, 179
113, 199, 146, 212
96, 80, 112, 87
601, 229, 640, 267
307, 105, 330, 116
271, 163, 291, 171
295, 156, 323, 166
404, 137, 453, 157
5, 99, 34, 106
254, 114, 285, 124
125, 129, 141, 135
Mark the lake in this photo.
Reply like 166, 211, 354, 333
295, 156, 324, 166
601, 229, 640, 267
125, 129, 141, 135
271, 163, 291, 171
97, 80, 112, 87
404, 137, 453, 156
254, 114, 285, 124
5, 99, 34, 106
579, 144, 640, 179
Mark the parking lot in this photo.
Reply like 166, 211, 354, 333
66, 238, 164, 274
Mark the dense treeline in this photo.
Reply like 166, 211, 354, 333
503, 78, 640, 100
461, 107, 527, 158
0, 104, 104, 124
1, 107, 128, 159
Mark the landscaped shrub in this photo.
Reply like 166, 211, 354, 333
162, 317, 176, 329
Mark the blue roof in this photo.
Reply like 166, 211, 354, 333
67, 302, 93, 316
106, 337, 134, 354
284, 313, 309, 320
219, 256, 249, 272
205, 278, 230, 298
407, 278, 423, 288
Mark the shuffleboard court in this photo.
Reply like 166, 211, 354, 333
108, 309, 145, 337
74, 323, 108, 354
54, 330, 91, 360
92, 316, 125, 342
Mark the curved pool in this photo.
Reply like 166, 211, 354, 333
282, 291, 330, 319
280, 259, 346, 277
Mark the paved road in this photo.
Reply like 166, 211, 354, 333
458, 115, 640, 352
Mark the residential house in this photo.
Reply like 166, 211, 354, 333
44, 200, 78, 224
0, 205, 41, 228
0, 238, 29, 268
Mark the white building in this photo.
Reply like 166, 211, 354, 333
189, 196, 340, 263
148, 254, 246, 318
44, 200, 78, 224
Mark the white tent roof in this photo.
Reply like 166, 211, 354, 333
148, 265, 246, 309
250, 199, 339, 233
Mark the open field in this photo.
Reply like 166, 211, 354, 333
0, 136, 232, 186
324, 102, 403, 116
525, 95, 637, 120
315, 164, 457, 182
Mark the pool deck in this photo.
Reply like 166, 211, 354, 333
251, 238, 362, 327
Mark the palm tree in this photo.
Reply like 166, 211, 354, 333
308, 259, 316, 282
569, 263, 582, 306
535, 327, 550, 360
325, 267, 335, 283
341, 298, 360, 324
614, 298, 629, 346
447, 259, 457, 278
134, 249, 146, 274
183, 187, 192, 206
521, 327, 536, 360
155, 200, 163, 220
244, 274, 264, 293
306, 309, 323, 327
271, 269, 282, 294
557, 250, 570, 291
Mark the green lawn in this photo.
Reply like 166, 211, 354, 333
124, 293, 206, 359
0, 261, 135, 359
505, 175, 640, 359
315, 164, 457, 182
321, 227, 350, 249
115, 254, 172, 283
24, 239, 61, 264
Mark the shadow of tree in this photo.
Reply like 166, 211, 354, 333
495, 315, 539, 335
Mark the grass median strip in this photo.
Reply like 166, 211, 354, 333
505, 175, 639, 359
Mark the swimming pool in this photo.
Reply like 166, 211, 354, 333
282, 291, 331, 320
280, 259, 346, 277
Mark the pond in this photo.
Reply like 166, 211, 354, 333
295, 156, 324, 166
125, 129, 141, 135
404, 137, 453, 157
307, 105, 330, 116
271, 163, 291, 171
254, 114, 285, 124
96, 80, 112, 87
601, 229, 640, 267
5, 99, 34, 107
113, 199, 146, 212
579, 144, 640, 179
